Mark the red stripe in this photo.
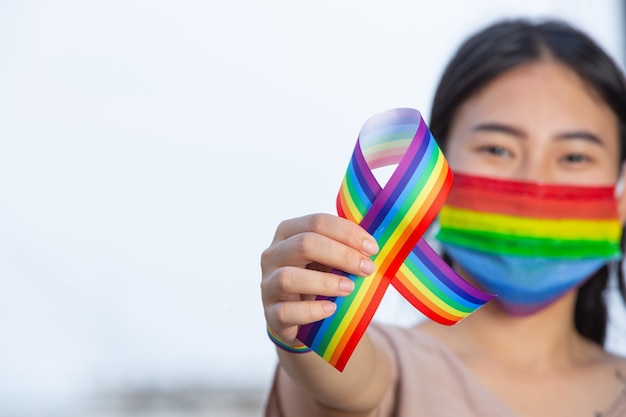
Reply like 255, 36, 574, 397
454, 173, 616, 199
393, 270, 462, 323
394, 279, 457, 325
448, 173, 618, 219
334, 165, 453, 370
329, 269, 390, 368
375, 165, 451, 279
336, 188, 348, 218
333, 279, 390, 371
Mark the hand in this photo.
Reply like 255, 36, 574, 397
261, 213, 379, 346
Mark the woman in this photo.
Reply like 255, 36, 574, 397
260, 19, 626, 416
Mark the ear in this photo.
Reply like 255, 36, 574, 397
617, 164, 626, 225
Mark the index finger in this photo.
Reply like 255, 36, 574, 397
274, 213, 379, 256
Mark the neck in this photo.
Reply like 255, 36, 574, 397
451, 290, 591, 370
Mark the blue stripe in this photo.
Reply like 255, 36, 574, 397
364, 126, 430, 234
371, 139, 437, 244
408, 247, 484, 306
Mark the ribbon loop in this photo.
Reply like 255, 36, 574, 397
297, 108, 493, 371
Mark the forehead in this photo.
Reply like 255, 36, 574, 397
449, 61, 618, 143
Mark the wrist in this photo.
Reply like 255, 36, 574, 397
266, 324, 312, 354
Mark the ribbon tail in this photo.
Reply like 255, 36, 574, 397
297, 271, 391, 372
391, 239, 494, 325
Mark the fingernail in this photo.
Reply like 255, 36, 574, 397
362, 239, 379, 255
360, 258, 376, 275
340, 279, 355, 293
323, 302, 337, 314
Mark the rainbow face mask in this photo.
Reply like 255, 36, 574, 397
436, 173, 623, 315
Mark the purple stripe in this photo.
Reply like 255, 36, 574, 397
345, 162, 372, 213
353, 142, 381, 202
411, 241, 492, 304
298, 267, 350, 345
416, 239, 494, 302
360, 120, 428, 232
298, 294, 335, 345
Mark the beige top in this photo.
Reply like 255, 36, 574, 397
264, 323, 626, 416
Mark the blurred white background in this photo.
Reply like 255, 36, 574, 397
1, 1, 625, 416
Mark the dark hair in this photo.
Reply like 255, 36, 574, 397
430, 19, 626, 345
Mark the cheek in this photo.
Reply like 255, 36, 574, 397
442, 139, 470, 171
552, 166, 620, 186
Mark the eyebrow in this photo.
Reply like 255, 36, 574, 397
471, 123, 606, 147
472, 123, 524, 137
554, 131, 605, 146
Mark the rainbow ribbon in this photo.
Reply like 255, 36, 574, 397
297, 108, 493, 371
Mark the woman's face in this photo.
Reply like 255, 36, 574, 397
444, 60, 621, 186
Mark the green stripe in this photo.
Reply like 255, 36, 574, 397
344, 166, 368, 218
437, 228, 621, 258
403, 258, 474, 313
375, 144, 439, 250
316, 275, 365, 357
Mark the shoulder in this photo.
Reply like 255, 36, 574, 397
606, 352, 626, 371
602, 354, 626, 417
586, 338, 626, 374
604, 350, 626, 389
577, 343, 626, 417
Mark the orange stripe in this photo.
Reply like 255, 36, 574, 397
446, 187, 618, 219
333, 279, 390, 370
374, 165, 447, 276
328, 269, 389, 365
337, 181, 360, 223
330, 163, 450, 363
395, 269, 464, 322
448, 174, 618, 219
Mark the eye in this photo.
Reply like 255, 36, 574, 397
560, 153, 591, 164
478, 145, 512, 157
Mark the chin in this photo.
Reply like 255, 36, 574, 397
493, 300, 552, 317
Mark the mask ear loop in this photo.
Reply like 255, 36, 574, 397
608, 260, 619, 289
615, 160, 626, 198
615, 176, 625, 198
611, 223, 626, 319
614, 160, 625, 289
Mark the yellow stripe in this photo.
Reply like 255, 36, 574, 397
322, 271, 378, 361
397, 263, 468, 317
340, 178, 363, 223
439, 206, 622, 241
323, 154, 447, 360
325, 149, 446, 359
375, 152, 445, 264
325, 149, 448, 360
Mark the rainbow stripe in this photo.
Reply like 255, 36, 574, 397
437, 173, 622, 259
297, 109, 493, 371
